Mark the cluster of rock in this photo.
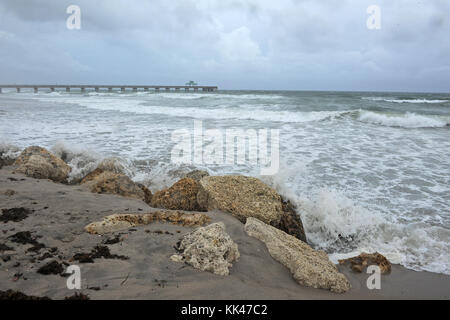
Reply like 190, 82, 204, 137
2, 145, 394, 294
6, 147, 306, 245
7, 146, 152, 205
152, 175, 307, 242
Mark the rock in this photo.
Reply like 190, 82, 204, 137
170, 254, 184, 263
339, 252, 391, 274
278, 199, 307, 243
80, 158, 127, 181
172, 222, 239, 276
244, 218, 351, 293
80, 170, 146, 201
184, 170, 209, 181
152, 178, 205, 211
96, 157, 127, 174
197, 175, 307, 242
197, 176, 283, 225
80, 162, 152, 204
80, 168, 104, 184
14, 146, 71, 183
137, 183, 153, 205
85, 211, 210, 235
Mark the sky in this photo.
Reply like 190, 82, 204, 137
0, 0, 449, 92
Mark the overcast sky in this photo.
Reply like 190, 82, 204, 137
0, 0, 449, 92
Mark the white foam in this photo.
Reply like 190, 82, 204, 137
32, 94, 352, 123
358, 111, 448, 128
259, 163, 450, 275
363, 97, 449, 104
154, 92, 286, 100
0, 140, 21, 159
50, 141, 103, 182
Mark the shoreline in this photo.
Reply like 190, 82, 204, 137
1, 165, 449, 300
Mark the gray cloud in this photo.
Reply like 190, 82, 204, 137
0, 0, 449, 91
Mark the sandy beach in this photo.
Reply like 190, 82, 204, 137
1, 163, 449, 300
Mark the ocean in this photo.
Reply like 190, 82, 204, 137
0, 89, 449, 275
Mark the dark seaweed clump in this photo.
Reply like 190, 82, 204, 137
102, 234, 122, 245
0, 208, 32, 223
0, 290, 51, 300
37, 260, 64, 275
8, 231, 46, 252
73, 246, 128, 263
64, 293, 90, 300
0, 243, 13, 252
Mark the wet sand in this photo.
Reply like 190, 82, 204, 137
0, 166, 449, 300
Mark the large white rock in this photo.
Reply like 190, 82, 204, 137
244, 218, 351, 293
197, 175, 307, 242
171, 222, 240, 276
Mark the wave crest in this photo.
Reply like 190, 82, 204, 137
358, 111, 448, 128
363, 97, 449, 104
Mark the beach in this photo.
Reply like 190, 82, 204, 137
1, 164, 449, 300
1, 90, 450, 300
1, 0, 450, 303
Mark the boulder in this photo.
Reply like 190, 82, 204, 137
184, 170, 209, 181
339, 252, 391, 274
96, 157, 127, 174
137, 183, 153, 205
197, 175, 307, 242
171, 222, 239, 276
279, 199, 307, 243
244, 218, 351, 293
197, 176, 283, 225
151, 178, 205, 211
14, 146, 71, 183
80, 168, 104, 184
81, 167, 152, 205
85, 211, 210, 235
81, 170, 147, 201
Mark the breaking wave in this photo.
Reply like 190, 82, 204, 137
363, 97, 449, 104
358, 111, 449, 128
263, 169, 450, 275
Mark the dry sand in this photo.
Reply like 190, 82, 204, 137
0, 166, 449, 300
